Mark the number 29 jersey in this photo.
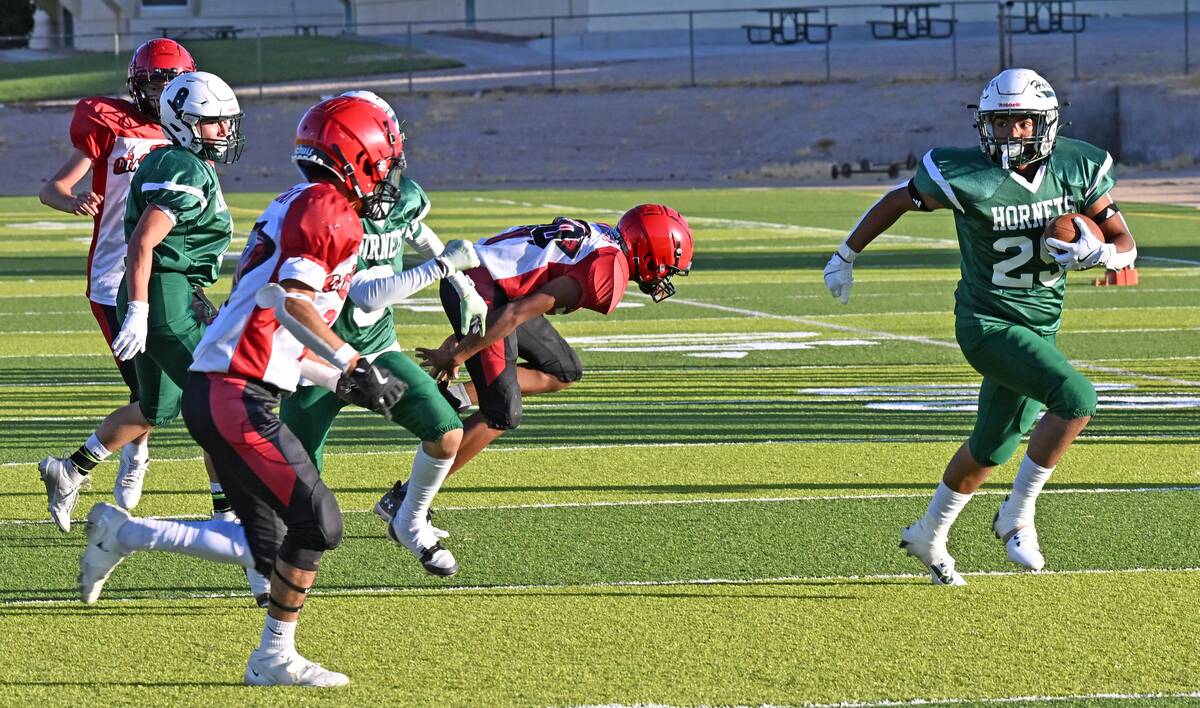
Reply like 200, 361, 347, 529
912, 137, 1115, 335
190, 182, 363, 392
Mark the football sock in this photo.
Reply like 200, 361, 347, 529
116, 516, 255, 566
69, 433, 112, 474
397, 445, 454, 531
1005, 454, 1054, 524
210, 482, 232, 515
121, 439, 149, 466
920, 482, 973, 539
259, 615, 297, 655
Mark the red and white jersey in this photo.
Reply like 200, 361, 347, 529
470, 218, 630, 315
69, 97, 168, 306
190, 182, 363, 391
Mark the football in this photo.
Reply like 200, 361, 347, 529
1043, 212, 1103, 244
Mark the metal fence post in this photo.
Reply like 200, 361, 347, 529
1072, 29, 1078, 80
407, 23, 414, 93
1186, 0, 1191, 75
113, 33, 121, 92
997, 2, 1006, 69
824, 7, 832, 82
550, 16, 557, 91
256, 27, 263, 99
688, 11, 696, 87
950, 3, 957, 79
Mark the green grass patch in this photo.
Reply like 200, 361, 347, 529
0, 36, 462, 103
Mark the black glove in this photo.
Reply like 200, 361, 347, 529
190, 287, 219, 326
335, 359, 407, 416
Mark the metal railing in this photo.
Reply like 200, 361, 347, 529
3, 0, 1192, 101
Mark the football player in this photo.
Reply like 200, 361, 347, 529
279, 90, 487, 577
38, 38, 195, 510
38, 71, 245, 534
381, 205, 692, 518
78, 95, 406, 687
822, 68, 1137, 585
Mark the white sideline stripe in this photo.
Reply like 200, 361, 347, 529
784, 691, 1200, 708
3, 485, 1198, 527
4, 566, 1200, 607
1140, 255, 1200, 266
646, 294, 1200, 387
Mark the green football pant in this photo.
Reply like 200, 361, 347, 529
117, 272, 205, 427
280, 350, 463, 475
956, 321, 1097, 467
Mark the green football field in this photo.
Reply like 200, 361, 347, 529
0, 188, 1198, 706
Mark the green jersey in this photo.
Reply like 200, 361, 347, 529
125, 145, 232, 288
913, 137, 1115, 335
332, 176, 432, 355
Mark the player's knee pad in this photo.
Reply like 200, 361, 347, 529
279, 482, 344, 562
1048, 373, 1097, 420
545, 349, 584, 384
968, 429, 1023, 468
481, 394, 522, 431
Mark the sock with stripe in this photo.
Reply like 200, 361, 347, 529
210, 482, 232, 515
69, 433, 112, 474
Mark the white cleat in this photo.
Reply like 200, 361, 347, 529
388, 515, 459, 577
899, 522, 967, 586
114, 444, 149, 510
244, 649, 349, 687
79, 502, 132, 604
993, 497, 1046, 571
39, 456, 87, 533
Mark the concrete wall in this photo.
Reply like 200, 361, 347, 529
1060, 81, 1200, 165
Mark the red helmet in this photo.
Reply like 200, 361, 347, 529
128, 39, 196, 118
292, 96, 405, 219
617, 204, 693, 302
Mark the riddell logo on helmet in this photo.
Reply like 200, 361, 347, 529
998, 102, 1025, 107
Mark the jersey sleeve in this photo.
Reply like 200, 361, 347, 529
912, 149, 966, 212
570, 250, 630, 315
136, 150, 210, 225
69, 99, 115, 162
1081, 148, 1116, 209
277, 185, 364, 290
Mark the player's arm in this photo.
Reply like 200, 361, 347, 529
823, 182, 945, 304
39, 149, 102, 216
279, 279, 357, 370
1047, 195, 1138, 271
110, 206, 174, 360
416, 275, 582, 381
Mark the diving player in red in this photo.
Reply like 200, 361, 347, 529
77, 96, 406, 687
39, 38, 195, 510
406, 205, 693, 490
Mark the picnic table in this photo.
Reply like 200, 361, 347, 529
1004, 0, 1090, 34
156, 25, 240, 40
743, 7, 836, 45
869, 3, 957, 40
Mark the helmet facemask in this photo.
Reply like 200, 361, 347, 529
629, 251, 690, 303
974, 108, 1059, 169
194, 113, 245, 164
129, 68, 184, 118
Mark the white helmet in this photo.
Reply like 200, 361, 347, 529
159, 71, 245, 164
972, 68, 1060, 169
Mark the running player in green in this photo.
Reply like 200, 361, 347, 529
278, 91, 488, 577
822, 68, 1138, 585
38, 72, 251, 544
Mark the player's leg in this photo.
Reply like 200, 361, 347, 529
368, 351, 462, 575
442, 317, 582, 406
89, 299, 152, 493
187, 372, 348, 687
279, 384, 347, 477
975, 329, 1096, 568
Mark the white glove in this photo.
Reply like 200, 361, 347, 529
112, 301, 149, 361
823, 243, 858, 304
435, 240, 480, 276
448, 272, 488, 336
1045, 217, 1111, 271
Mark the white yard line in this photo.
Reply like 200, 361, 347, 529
3, 565, 1199, 607
789, 692, 1200, 708
2, 485, 1197, 527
